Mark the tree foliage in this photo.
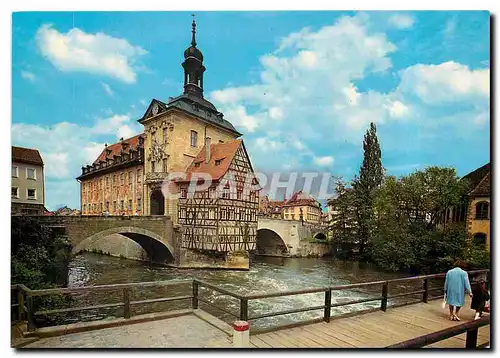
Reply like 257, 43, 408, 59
369, 167, 489, 273
352, 122, 384, 256
11, 215, 72, 288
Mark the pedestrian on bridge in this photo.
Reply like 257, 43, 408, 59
444, 260, 472, 321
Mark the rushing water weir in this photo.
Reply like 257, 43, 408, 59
59, 253, 447, 330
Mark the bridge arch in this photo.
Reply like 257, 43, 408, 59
73, 226, 175, 264
313, 232, 327, 241
256, 228, 289, 256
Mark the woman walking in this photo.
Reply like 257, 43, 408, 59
444, 260, 472, 321
471, 279, 490, 320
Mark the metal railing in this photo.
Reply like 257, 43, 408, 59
12, 269, 489, 334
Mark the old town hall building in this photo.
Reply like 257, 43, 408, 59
77, 19, 260, 254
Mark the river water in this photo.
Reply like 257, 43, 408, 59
65, 253, 444, 330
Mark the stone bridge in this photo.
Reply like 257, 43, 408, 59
255, 217, 329, 257
37, 216, 178, 264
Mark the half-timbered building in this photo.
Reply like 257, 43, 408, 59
176, 139, 260, 253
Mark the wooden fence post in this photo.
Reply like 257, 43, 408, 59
465, 328, 478, 348
423, 278, 429, 303
17, 289, 25, 321
192, 280, 199, 309
324, 289, 332, 322
26, 296, 35, 332
123, 288, 131, 319
240, 298, 248, 321
381, 282, 388, 312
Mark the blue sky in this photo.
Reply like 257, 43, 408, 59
11, 11, 490, 210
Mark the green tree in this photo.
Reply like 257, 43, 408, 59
370, 167, 488, 273
352, 122, 384, 257
328, 179, 358, 252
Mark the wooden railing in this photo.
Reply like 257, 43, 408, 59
11, 269, 489, 335
386, 315, 490, 348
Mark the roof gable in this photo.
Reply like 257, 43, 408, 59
461, 162, 490, 193
470, 171, 490, 197
178, 139, 243, 183
140, 99, 168, 122
12, 146, 44, 166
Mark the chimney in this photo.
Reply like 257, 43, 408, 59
205, 137, 211, 164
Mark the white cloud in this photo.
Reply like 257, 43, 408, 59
268, 107, 284, 120
210, 14, 398, 156
343, 83, 361, 106
313, 156, 334, 167
11, 113, 142, 210
388, 14, 415, 29
223, 105, 258, 133
387, 100, 409, 118
208, 13, 488, 174
398, 61, 490, 104
101, 82, 114, 96
36, 24, 147, 83
21, 70, 36, 82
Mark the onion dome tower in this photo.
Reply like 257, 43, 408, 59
182, 17, 206, 98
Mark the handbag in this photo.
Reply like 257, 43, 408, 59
442, 294, 447, 309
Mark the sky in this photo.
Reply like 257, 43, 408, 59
11, 11, 490, 210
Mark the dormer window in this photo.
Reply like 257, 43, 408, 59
194, 162, 201, 168
215, 159, 222, 166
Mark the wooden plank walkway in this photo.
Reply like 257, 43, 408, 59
205, 296, 490, 348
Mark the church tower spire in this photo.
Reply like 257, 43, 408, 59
182, 15, 206, 98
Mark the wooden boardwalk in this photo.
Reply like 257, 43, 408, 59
206, 297, 490, 348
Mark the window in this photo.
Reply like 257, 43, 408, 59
181, 188, 187, 199
475, 202, 489, 220
163, 158, 168, 172
190, 130, 198, 147
219, 140, 224, 144
120, 200, 124, 211
194, 162, 200, 168
113, 201, 117, 212
83, 204, 86, 213
128, 172, 133, 185
128, 199, 132, 210
120, 173, 124, 185
215, 159, 222, 166
163, 128, 168, 143
100, 203, 103, 212
27, 188, 36, 200
11, 187, 19, 198
106, 202, 109, 211
106, 176, 109, 188
113, 175, 116, 186
12, 166, 18, 177
137, 198, 142, 210
473, 233, 487, 247
151, 161, 155, 173
137, 169, 142, 183
27, 168, 36, 180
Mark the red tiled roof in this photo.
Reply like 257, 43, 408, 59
93, 134, 144, 164
12, 146, 44, 165
284, 190, 319, 207
470, 171, 490, 197
177, 139, 243, 183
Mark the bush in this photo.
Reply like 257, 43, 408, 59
11, 215, 73, 327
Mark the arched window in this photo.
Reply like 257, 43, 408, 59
475, 201, 489, 220
473, 233, 487, 247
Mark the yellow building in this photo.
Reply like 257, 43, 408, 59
282, 191, 322, 223
464, 163, 491, 252
78, 19, 244, 224
438, 163, 491, 252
